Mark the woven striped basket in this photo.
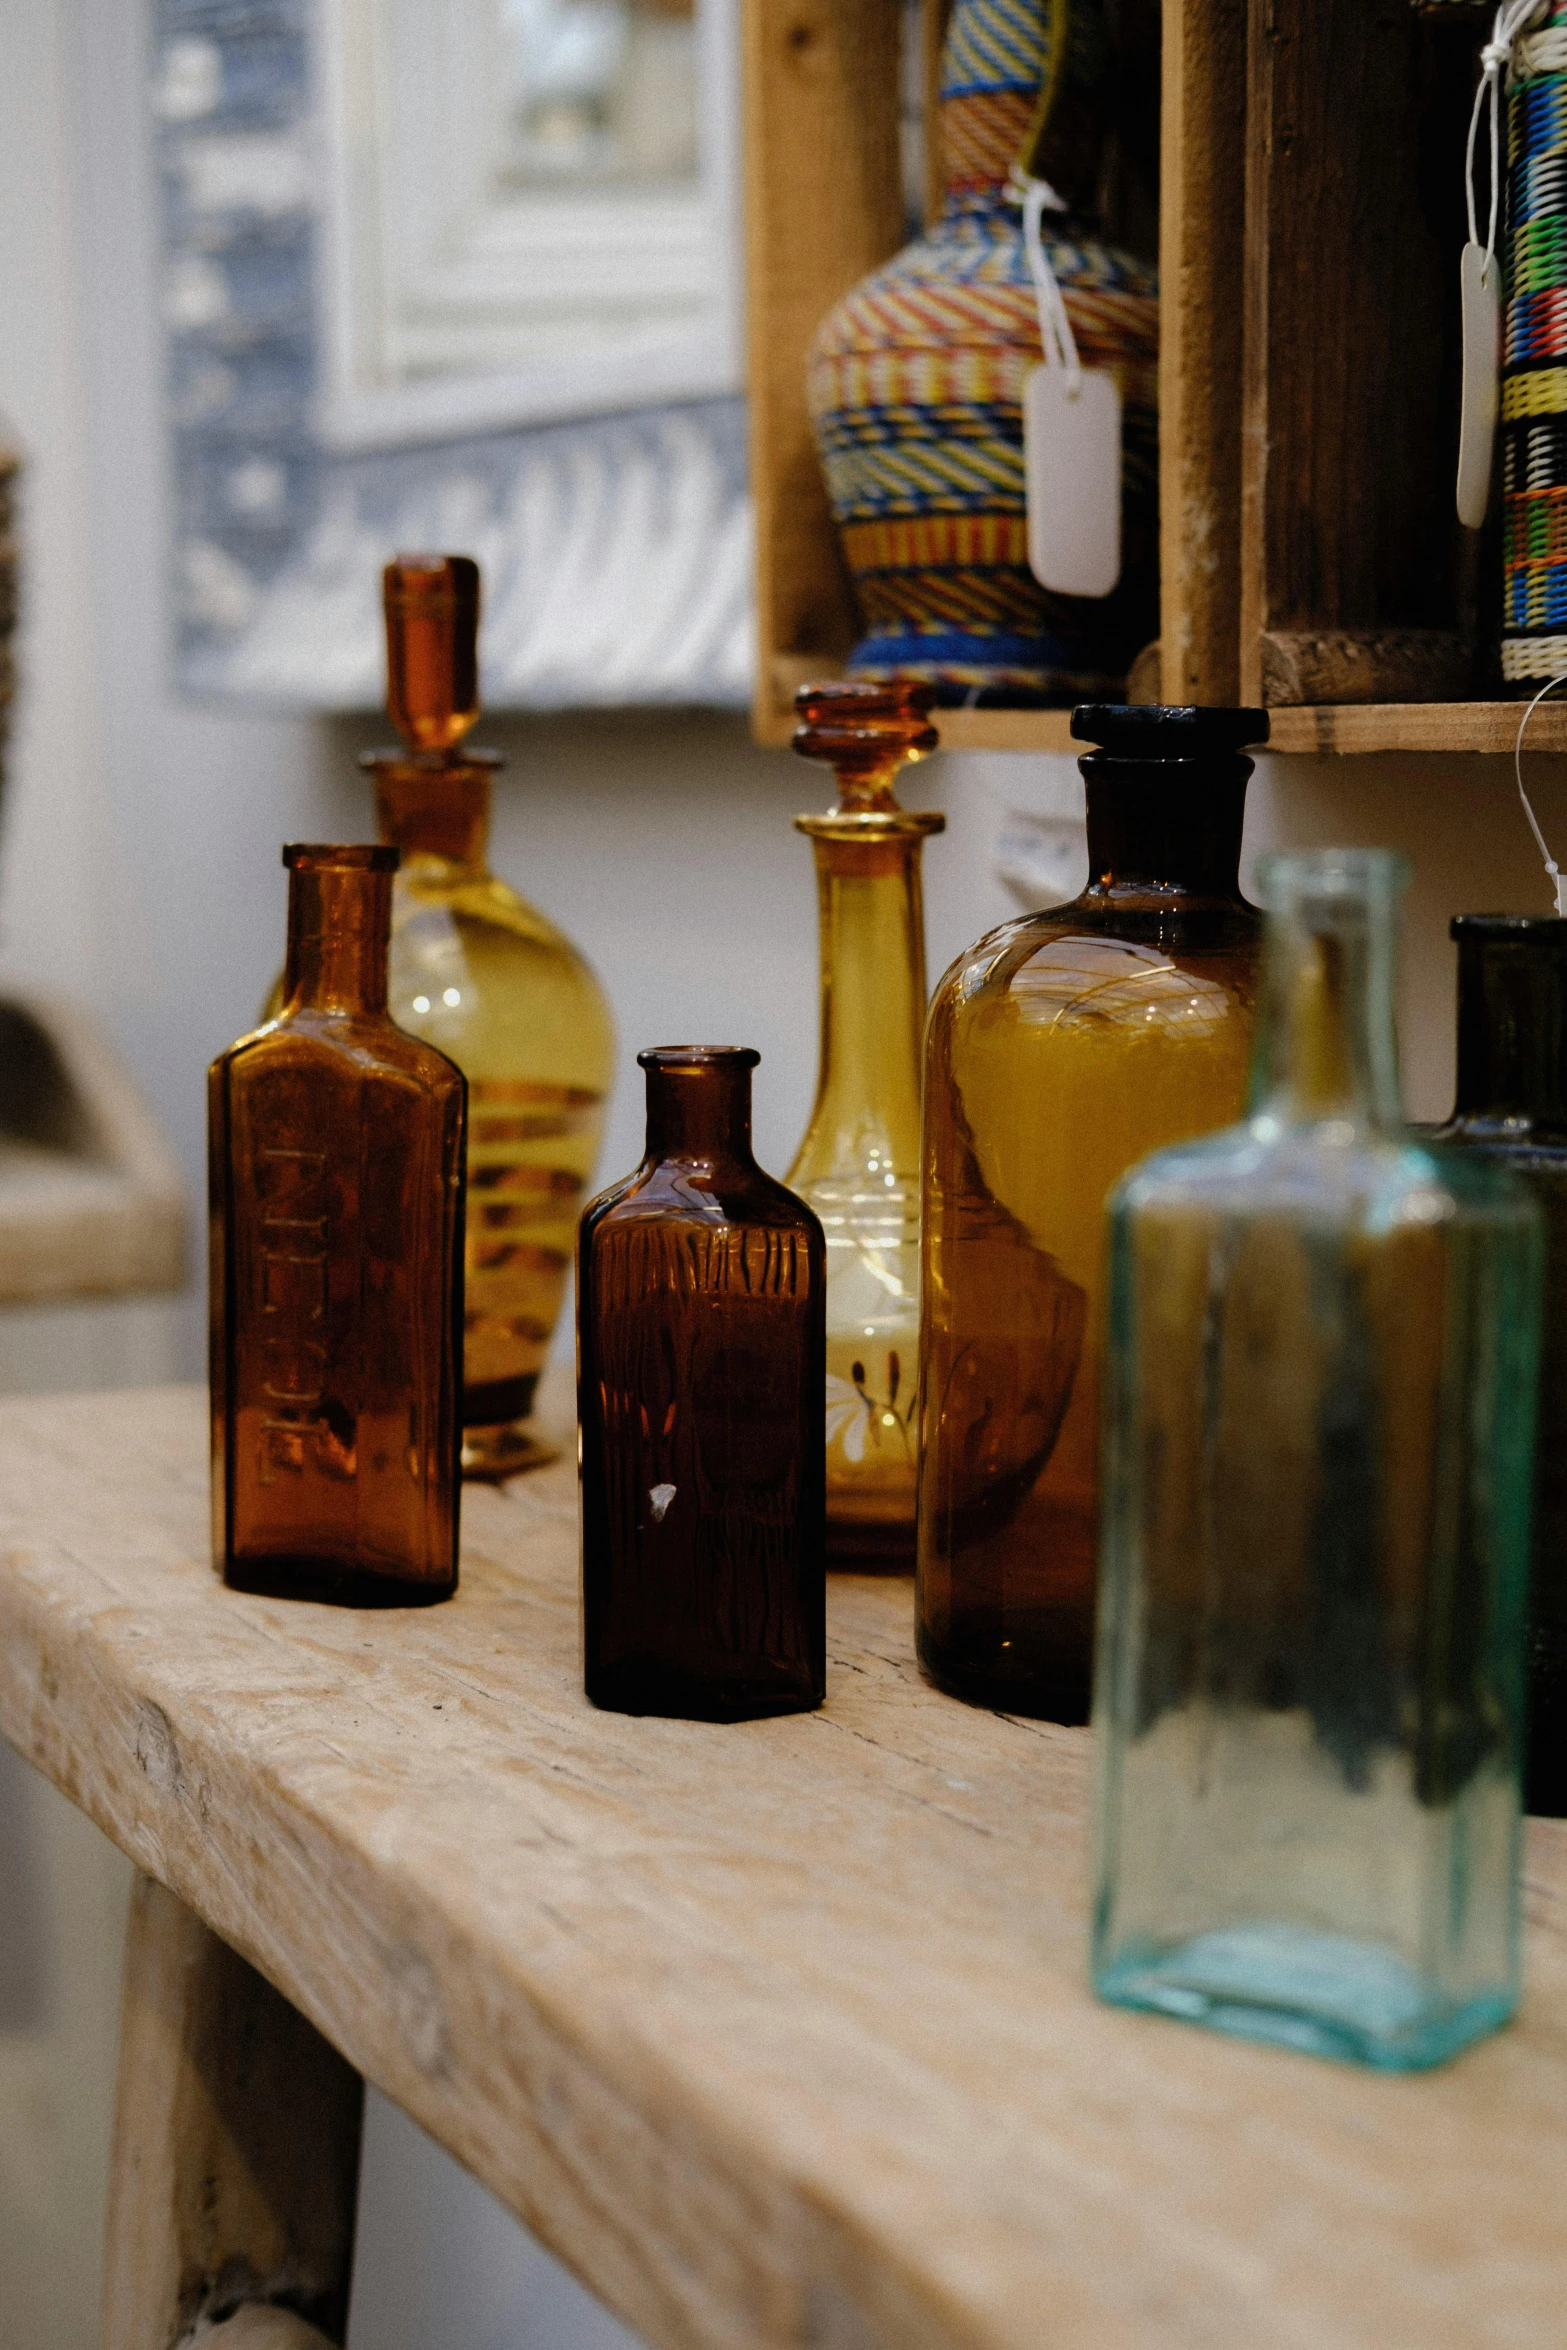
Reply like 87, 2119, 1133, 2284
805, 0, 1158, 706
1503, 2, 1567, 680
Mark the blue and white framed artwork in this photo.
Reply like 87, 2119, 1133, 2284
152, 0, 752, 711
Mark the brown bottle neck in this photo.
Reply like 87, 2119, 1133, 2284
284, 864, 393, 1015
1081, 755, 1251, 900
643, 1056, 757, 1166
366, 753, 494, 873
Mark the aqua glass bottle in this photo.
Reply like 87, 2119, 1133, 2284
1093, 850, 1543, 2070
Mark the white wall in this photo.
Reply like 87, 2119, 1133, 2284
5, 1, 1567, 2347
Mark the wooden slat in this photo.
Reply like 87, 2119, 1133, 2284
1, 1379, 1565, 2350
102, 1875, 362, 2350
1240, 1, 1471, 705
922, 0, 955, 226
743, 0, 905, 747
1264, 700, 1567, 754
1261, 628, 1472, 707
1159, 0, 1247, 705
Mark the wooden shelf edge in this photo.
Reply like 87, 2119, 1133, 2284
1263, 702, 1567, 756
781, 697, 1567, 758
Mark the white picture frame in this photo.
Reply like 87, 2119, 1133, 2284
314, 0, 743, 450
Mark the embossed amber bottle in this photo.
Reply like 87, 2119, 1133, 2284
917, 704, 1267, 1719
579, 1049, 827, 1720
211, 845, 466, 1601
268, 557, 616, 1477
786, 681, 943, 1563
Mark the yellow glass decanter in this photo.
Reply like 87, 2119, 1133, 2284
266, 555, 614, 1476
786, 681, 943, 1562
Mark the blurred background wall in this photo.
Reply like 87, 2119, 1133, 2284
2, 0, 1565, 2346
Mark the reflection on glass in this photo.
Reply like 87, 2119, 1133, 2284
497, 0, 700, 186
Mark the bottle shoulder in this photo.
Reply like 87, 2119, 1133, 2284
396, 864, 585, 959
931, 896, 1261, 1020
217, 1009, 465, 1101
584, 1158, 824, 1244
1114, 1119, 1544, 1236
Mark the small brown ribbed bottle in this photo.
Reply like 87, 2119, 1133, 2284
918, 704, 1267, 1719
211, 845, 466, 1602
786, 680, 943, 1564
579, 1049, 827, 1719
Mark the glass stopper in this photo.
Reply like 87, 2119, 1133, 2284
384, 554, 481, 755
792, 679, 939, 810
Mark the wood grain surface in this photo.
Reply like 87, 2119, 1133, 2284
1159, 0, 1246, 706
743, 0, 904, 748
1, 1378, 1565, 2350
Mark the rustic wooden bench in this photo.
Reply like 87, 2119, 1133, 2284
1, 1375, 1564, 2350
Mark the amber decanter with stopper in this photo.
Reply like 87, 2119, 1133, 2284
268, 556, 616, 1477
211, 845, 466, 1602
579, 1048, 827, 1720
917, 703, 1267, 1719
786, 681, 943, 1562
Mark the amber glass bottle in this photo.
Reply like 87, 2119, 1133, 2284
579, 1048, 827, 1719
786, 680, 943, 1564
1433, 914, 1567, 1815
917, 704, 1267, 1718
265, 556, 614, 1479
211, 845, 466, 1602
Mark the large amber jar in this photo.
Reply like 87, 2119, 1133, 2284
917, 703, 1266, 1718
579, 1048, 827, 1720
269, 558, 615, 1478
786, 681, 943, 1563
211, 845, 466, 1603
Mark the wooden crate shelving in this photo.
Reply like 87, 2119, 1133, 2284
743, 0, 1567, 754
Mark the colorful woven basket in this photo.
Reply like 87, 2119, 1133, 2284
1503, 3, 1567, 681
806, 0, 1158, 706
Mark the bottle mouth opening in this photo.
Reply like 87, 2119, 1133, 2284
284, 843, 400, 874
637, 1046, 760, 1071
1256, 847, 1409, 914
1072, 703, 1270, 753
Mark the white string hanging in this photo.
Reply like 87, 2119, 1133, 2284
1467, 2, 1546, 269
1007, 165, 1082, 391
1514, 679, 1567, 915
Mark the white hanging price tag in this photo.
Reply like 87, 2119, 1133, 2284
1011, 167, 1122, 599
1457, 242, 1500, 529
1023, 365, 1123, 596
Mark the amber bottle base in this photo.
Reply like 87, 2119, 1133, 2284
223, 1556, 457, 1608
915, 1630, 1090, 1725
462, 1417, 559, 1481
586, 1663, 823, 1724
